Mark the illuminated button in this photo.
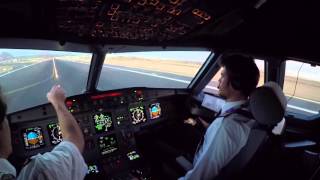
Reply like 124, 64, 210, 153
66, 101, 73, 107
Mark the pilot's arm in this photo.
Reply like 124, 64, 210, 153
47, 85, 85, 152
17, 85, 88, 180
0, 118, 16, 178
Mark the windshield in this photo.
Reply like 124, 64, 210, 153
0, 49, 92, 113
97, 51, 212, 91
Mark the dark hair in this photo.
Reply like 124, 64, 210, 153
219, 54, 260, 97
0, 89, 7, 125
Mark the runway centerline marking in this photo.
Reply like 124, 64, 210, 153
52, 58, 59, 80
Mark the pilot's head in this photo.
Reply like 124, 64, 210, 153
217, 54, 260, 100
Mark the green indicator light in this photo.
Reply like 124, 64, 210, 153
96, 125, 103, 130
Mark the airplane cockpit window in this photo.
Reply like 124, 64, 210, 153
283, 60, 320, 117
97, 51, 211, 90
0, 49, 92, 113
203, 59, 265, 95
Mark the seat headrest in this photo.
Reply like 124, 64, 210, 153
249, 82, 287, 127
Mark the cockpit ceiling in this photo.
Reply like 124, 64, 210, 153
0, 0, 256, 44
1, 0, 320, 62
57, 0, 213, 42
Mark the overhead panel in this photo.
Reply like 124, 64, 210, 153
56, 0, 212, 42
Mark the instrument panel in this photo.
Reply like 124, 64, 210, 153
8, 88, 179, 179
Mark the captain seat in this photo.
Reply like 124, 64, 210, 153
216, 81, 287, 179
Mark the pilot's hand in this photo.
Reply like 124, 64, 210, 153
0, 118, 12, 159
184, 117, 197, 126
47, 85, 66, 107
184, 117, 209, 128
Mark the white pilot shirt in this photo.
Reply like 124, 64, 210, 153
0, 141, 88, 180
179, 100, 253, 180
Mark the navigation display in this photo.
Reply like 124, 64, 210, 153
149, 103, 161, 119
48, 123, 63, 145
93, 112, 113, 133
22, 127, 45, 150
129, 106, 147, 125
98, 134, 118, 155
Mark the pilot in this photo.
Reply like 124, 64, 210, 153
0, 85, 87, 179
180, 54, 260, 179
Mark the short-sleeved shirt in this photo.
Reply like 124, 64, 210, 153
0, 141, 88, 180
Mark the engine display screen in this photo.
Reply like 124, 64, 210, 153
129, 106, 147, 125
48, 123, 63, 145
98, 134, 118, 155
22, 127, 45, 150
87, 164, 100, 174
149, 103, 161, 119
93, 112, 113, 133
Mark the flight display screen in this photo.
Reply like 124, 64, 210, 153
129, 106, 147, 125
93, 112, 113, 133
87, 164, 100, 174
98, 134, 118, 155
48, 123, 63, 145
22, 127, 45, 150
149, 103, 161, 119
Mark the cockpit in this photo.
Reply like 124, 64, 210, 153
3, 47, 214, 179
1, 0, 320, 179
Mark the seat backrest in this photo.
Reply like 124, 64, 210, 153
215, 82, 287, 180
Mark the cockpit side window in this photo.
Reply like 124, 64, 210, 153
283, 60, 320, 117
203, 59, 265, 95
